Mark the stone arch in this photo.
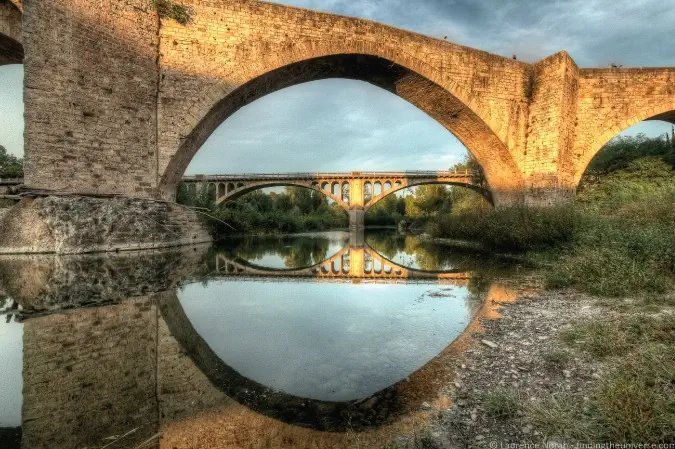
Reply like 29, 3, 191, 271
365, 181, 492, 212
158, 53, 525, 206
574, 103, 675, 184
0, 0, 22, 65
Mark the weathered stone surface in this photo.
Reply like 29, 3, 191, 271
0, 196, 211, 254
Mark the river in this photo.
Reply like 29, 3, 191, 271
0, 230, 528, 449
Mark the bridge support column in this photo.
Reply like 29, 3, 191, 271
348, 208, 365, 233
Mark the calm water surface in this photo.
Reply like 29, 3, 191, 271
0, 230, 523, 448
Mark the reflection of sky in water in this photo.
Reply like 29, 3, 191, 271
243, 236, 346, 269
383, 250, 454, 271
0, 318, 23, 427
179, 280, 472, 401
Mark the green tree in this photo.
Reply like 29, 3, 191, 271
0, 145, 23, 177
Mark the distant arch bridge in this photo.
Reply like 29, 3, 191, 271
182, 170, 486, 230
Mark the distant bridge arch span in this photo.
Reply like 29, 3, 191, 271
182, 170, 482, 230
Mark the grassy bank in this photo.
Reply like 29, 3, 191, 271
427, 158, 674, 296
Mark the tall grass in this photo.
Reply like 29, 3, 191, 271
427, 158, 675, 296
427, 204, 579, 252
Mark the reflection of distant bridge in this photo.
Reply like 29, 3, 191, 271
182, 171, 486, 231
214, 246, 471, 282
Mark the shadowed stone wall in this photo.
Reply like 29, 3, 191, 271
0, 0, 22, 65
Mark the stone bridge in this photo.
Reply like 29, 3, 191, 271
1, 0, 674, 252
183, 170, 483, 230
215, 245, 472, 282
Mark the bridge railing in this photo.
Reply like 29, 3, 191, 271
182, 170, 474, 182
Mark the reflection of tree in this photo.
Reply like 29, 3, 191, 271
215, 235, 333, 269
365, 231, 461, 271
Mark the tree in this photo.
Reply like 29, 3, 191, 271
0, 145, 23, 177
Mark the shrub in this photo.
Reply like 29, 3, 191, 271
427, 204, 579, 252
152, 0, 193, 25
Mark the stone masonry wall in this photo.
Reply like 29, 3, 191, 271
524, 51, 580, 204
21, 0, 160, 195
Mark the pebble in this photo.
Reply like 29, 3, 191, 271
475, 435, 485, 441
481, 339, 498, 349
421, 401, 431, 410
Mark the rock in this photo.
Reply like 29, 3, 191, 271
481, 339, 498, 349
421, 401, 431, 410
475, 435, 485, 441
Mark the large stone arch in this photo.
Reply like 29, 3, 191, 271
573, 102, 675, 184
158, 52, 526, 207
365, 180, 492, 212
0, 0, 22, 65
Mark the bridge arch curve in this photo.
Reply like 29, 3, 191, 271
159, 53, 525, 206
574, 102, 675, 184
214, 180, 350, 211
0, 0, 22, 65
365, 180, 492, 212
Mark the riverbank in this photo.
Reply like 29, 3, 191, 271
390, 287, 674, 447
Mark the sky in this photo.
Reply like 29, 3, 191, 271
1, 0, 673, 173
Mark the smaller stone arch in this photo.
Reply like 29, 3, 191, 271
217, 183, 226, 197
236, 182, 244, 188
383, 181, 392, 191
373, 181, 382, 196
227, 182, 235, 193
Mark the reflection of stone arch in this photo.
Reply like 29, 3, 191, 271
158, 291, 406, 431
157, 279, 493, 432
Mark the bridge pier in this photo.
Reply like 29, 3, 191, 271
348, 208, 365, 233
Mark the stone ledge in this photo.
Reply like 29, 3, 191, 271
0, 196, 212, 254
